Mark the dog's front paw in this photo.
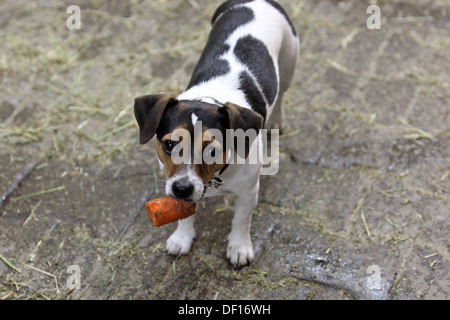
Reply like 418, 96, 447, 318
166, 229, 195, 256
226, 240, 254, 268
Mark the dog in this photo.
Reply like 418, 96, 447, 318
134, 0, 299, 267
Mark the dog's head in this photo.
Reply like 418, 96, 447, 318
134, 94, 263, 202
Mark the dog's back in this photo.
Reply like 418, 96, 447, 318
178, 0, 299, 125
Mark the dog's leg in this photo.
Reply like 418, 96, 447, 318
227, 183, 259, 267
265, 92, 284, 133
166, 214, 196, 256
266, 31, 299, 133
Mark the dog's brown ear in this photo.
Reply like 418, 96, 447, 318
221, 102, 264, 159
134, 94, 177, 144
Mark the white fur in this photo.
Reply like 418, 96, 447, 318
191, 113, 198, 126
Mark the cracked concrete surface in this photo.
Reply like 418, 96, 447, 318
0, 0, 449, 299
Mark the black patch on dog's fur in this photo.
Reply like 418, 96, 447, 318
238, 71, 267, 123
187, 6, 254, 89
234, 35, 278, 105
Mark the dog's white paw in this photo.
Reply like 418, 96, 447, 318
166, 229, 195, 256
227, 239, 254, 268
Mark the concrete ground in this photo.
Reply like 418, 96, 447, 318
0, 0, 448, 300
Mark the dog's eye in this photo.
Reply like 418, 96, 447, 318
209, 147, 216, 158
162, 140, 176, 154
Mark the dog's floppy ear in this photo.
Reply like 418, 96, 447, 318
221, 102, 264, 159
134, 94, 177, 144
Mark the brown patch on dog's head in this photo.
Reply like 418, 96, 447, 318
156, 132, 179, 178
193, 128, 228, 184
156, 125, 228, 183
144, 99, 228, 182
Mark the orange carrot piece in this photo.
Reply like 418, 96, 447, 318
145, 196, 196, 226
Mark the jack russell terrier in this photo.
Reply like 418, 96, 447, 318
134, 0, 299, 267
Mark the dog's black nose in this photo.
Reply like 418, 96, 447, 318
172, 180, 194, 200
